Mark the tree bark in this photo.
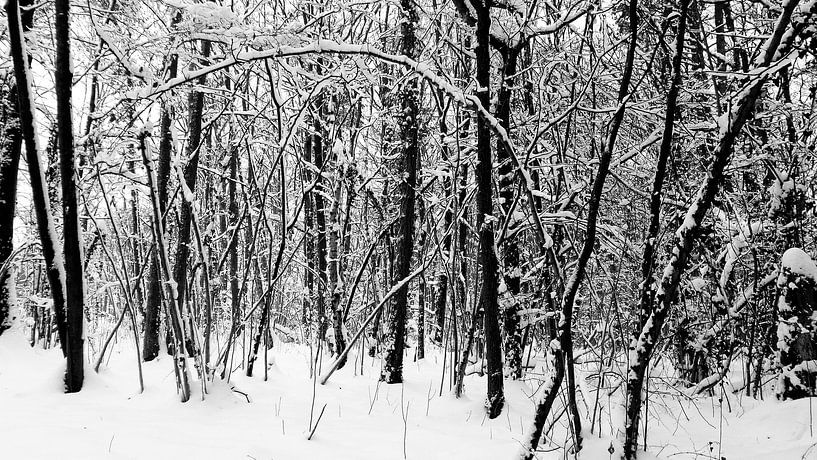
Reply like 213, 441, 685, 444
0, 0, 32, 332
312, 99, 329, 343
55, 0, 85, 392
622, 3, 816, 456
5, 0, 68, 354
227, 140, 241, 373
172, 37, 212, 356
0, 77, 22, 335
416, 196, 427, 360
143, 11, 181, 362
139, 132, 191, 402
328, 154, 346, 366
303, 132, 315, 335
472, 0, 504, 419
522, 0, 640, 454
496, 48, 523, 380
380, 0, 419, 384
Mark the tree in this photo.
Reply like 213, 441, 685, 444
172, 36, 212, 358
521, 0, 639, 454
775, 248, 817, 399
471, 0, 505, 419
381, 0, 420, 384
5, 0, 68, 358
143, 10, 182, 362
54, 0, 86, 393
623, 3, 817, 456
0, 0, 32, 336
0, 74, 22, 336
3, 2, 817, 458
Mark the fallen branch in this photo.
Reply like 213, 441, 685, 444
307, 404, 327, 441
320, 256, 438, 385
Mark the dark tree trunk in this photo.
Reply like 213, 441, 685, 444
624, 1, 690, 454
431, 11, 454, 346
312, 106, 329, 343
635, 0, 690, 330
473, 0, 504, 419
622, 3, 815, 456
496, 48, 523, 380
456, 141, 469, 342
172, 38, 212, 357
416, 195, 427, 360
139, 132, 191, 401
328, 156, 357, 369
381, 0, 419, 384
5, 0, 67, 354
55, 0, 85, 392
0, 79, 22, 335
248, 154, 287, 377
143, 11, 181, 361
336, 161, 358, 354
226, 141, 241, 374
303, 134, 315, 334
523, 0, 640, 454
0, 0, 34, 335
435, 34, 472, 347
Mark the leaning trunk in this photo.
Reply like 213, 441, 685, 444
5, 0, 68, 353
622, 3, 815, 457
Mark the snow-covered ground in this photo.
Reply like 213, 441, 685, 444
1, 330, 815, 459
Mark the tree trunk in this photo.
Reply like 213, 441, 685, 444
172, 38, 212, 356
328, 157, 346, 365
380, 0, 419, 384
139, 132, 191, 402
416, 196, 427, 360
433, 174, 452, 344
303, 133, 315, 336
247, 85, 288, 376
55, 0, 85, 392
522, 0, 640, 454
5, 0, 68, 354
636, 0, 690, 335
622, 3, 815, 456
473, 0, 504, 419
496, 48, 523, 380
624, 0, 690, 453
775, 248, 817, 399
143, 11, 181, 362
0, 0, 33, 332
227, 140, 241, 374
312, 99, 329, 343
0, 78, 22, 335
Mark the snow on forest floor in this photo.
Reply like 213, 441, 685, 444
1, 330, 816, 460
